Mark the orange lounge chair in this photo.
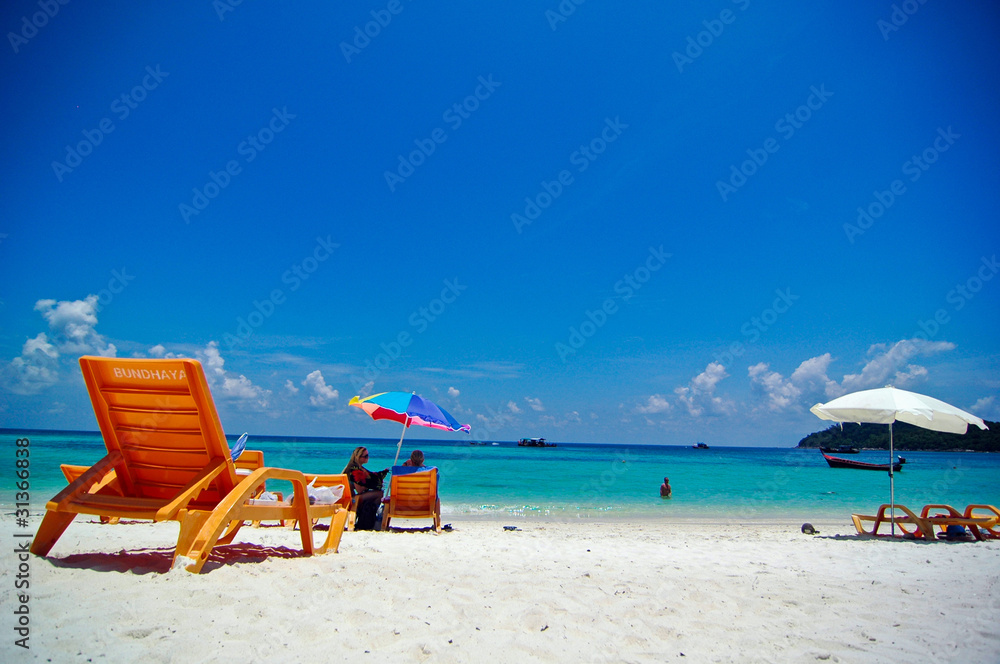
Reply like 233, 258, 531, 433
31, 356, 348, 573
851, 504, 931, 538
63, 447, 270, 525
964, 505, 1000, 539
282, 474, 352, 529
380, 467, 441, 532
919, 504, 992, 541
231, 449, 273, 526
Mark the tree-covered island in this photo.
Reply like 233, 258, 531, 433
797, 421, 999, 452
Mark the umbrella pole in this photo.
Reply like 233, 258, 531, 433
393, 417, 409, 466
889, 422, 895, 536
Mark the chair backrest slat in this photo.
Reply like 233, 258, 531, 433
79, 356, 238, 505
388, 468, 437, 515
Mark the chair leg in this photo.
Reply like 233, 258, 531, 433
346, 494, 360, 531
173, 510, 214, 572
316, 509, 349, 554
30, 511, 78, 556
216, 519, 245, 546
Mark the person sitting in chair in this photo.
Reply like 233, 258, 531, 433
343, 447, 388, 530
403, 450, 425, 467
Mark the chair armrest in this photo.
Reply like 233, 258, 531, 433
50, 453, 122, 511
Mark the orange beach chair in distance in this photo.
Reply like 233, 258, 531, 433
964, 505, 1000, 539
380, 467, 441, 532
918, 504, 992, 541
31, 356, 348, 573
282, 474, 352, 530
851, 504, 931, 538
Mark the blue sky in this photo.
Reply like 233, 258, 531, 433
2, 1, 998, 446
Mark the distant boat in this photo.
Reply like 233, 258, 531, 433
822, 452, 902, 472
820, 445, 860, 454
518, 437, 556, 447
693, 442, 709, 449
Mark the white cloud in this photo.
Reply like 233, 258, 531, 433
3, 333, 60, 395
3, 296, 118, 394
748, 341, 960, 413
840, 339, 954, 394
507, 400, 521, 414
749, 354, 843, 412
448, 386, 460, 398
145, 344, 183, 359
222, 374, 267, 401
34, 296, 116, 356
748, 362, 801, 411
970, 396, 999, 420
302, 370, 338, 407
196, 341, 271, 407
790, 353, 839, 398
284, 379, 299, 394
525, 396, 545, 412
636, 394, 671, 414
23, 333, 58, 360
675, 362, 734, 417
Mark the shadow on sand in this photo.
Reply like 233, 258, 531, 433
42, 521, 339, 574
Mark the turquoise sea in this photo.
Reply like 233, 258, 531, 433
5, 429, 998, 523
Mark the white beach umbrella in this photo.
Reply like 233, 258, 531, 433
810, 385, 988, 534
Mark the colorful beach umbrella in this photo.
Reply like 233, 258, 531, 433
349, 391, 471, 465
811, 385, 988, 534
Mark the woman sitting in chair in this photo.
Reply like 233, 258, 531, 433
343, 447, 388, 531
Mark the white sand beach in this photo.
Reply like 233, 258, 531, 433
11, 517, 1000, 663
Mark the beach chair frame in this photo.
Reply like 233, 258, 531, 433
31, 356, 348, 573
